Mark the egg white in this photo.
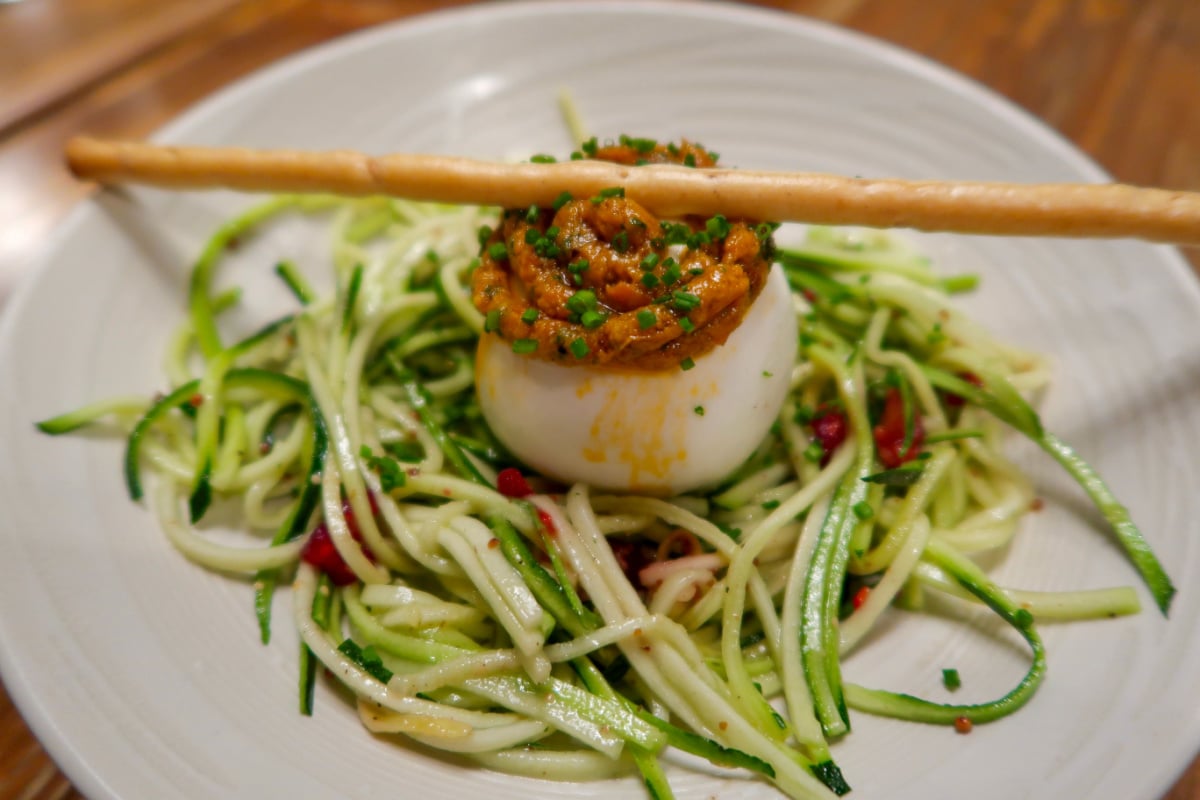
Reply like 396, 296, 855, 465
475, 265, 798, 495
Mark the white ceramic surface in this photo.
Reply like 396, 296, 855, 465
1, 3, 1198, 799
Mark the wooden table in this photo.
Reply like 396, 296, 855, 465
1, 1, 1196, 797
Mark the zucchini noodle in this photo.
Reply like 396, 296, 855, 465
39, 178, 1172, 800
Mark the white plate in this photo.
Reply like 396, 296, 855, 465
2, 3, 1198, 799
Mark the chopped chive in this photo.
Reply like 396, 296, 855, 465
763, 371, 774, 378
530, 154, 556, 164
641, 273, 660, 289
581, 137, 598, 157
565, 290, 598, 315
512, 338, 538, 355
862, 465, 924, 486
705, 214, 731, 239
694, 406, 705, 416
637, 310, 657, 330
568, 258, 589, 274
803, 441, 825, 463
483, 309, 501, 333
640, 253, 660, 271
851, 501, 874, 521
524, 228, 542, 244
590, 186, 625, 204
612, 230, 630, 253
762, 500, 781, 511
662, 262, 682, 286
662, 223, 689, 245
569, 338, 589, 359
942, 668, 962, 691
580, 310, 606, 329
552, 191, 574, 210
680, 357, 696, 371
620, 135, 657, 154
671, 291, 700, 312
487, 242, 508, 261
679, 318, 695, 334
683, 153, 697, 167
521, 308, 538, 324
524, 204, 540, 223
360, 444, 406, 492
477, 225, 493, 248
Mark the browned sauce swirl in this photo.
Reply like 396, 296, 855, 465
470, 138, 776, 371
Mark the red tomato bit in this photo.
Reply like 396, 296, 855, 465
943, 372, 983, 408
954, 716, 973, 734
300, 498, 377, 586
497, 467, 533, 498
811, 409, 847, 465
851, 586, 871, 610
873, 387, 925, 468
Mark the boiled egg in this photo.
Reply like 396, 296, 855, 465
474, 265, 797, 495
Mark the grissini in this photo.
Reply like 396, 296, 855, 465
65, 136, 1200, 246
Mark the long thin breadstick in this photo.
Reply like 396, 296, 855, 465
66, 136, 1200, 245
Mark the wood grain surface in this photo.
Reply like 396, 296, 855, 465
0, 1, 1196, 798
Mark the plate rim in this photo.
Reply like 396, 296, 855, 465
1, 2, 1198, 799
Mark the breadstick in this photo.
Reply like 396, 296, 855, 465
65, 136, 1200, 245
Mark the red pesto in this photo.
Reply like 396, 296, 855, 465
954, 716, 973, 734
851, 586, 871, 610
497, 467, 533, 498
873, 387, 925, 469
300, 498, 377, 586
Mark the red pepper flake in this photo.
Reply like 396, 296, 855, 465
851, 586, 871, 610
873, 387, 925, 469
497, 467, 533, 498
954, 716, 973, 734
259, 441, 272, 455
189, 393, 205, 408
1030, 498, 1045, 512
536, 508, 557, 537
811, 409, 847, 466
718, 721, 729, 731
487, 538, 500, 550
801, 288, 818, 304
943, 372, 982, 408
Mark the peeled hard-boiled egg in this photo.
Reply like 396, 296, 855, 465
475, 265, 798, 495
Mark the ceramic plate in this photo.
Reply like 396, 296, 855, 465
1, 3, 1198, 799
